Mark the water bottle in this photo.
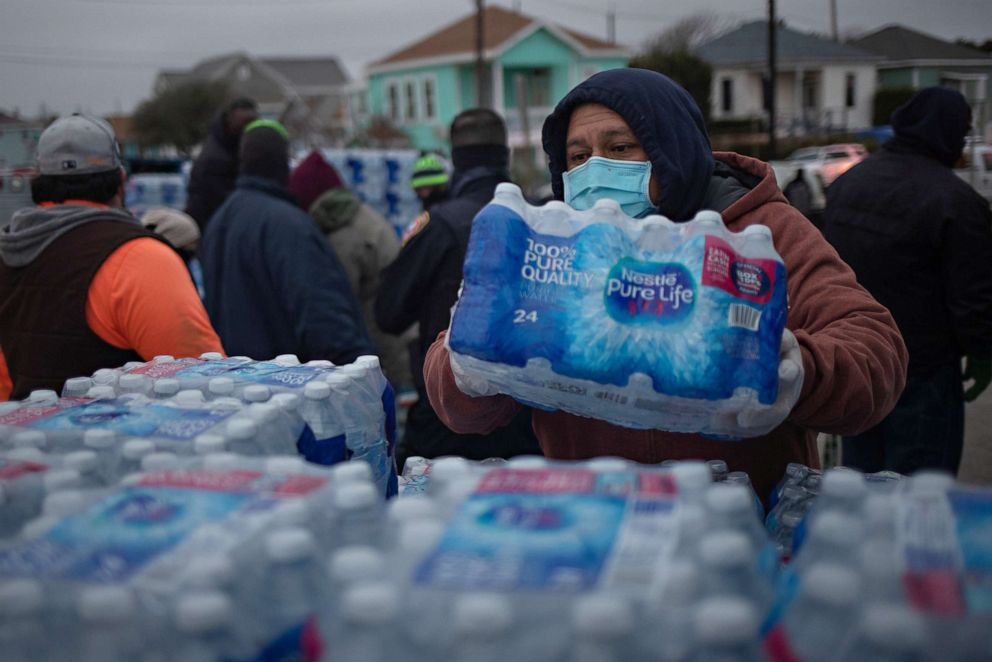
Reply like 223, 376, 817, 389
329, 460, 374, 486
62, 450, 103, 488
689, 597, 764, 662
275, 354, 301, 366
83, 429, 120, 484
792, 510, 865, 570
698, 531, 772, 610
704, 483, 768, 550
334, 581, 400, 662
568, 594, 635, 662
0, 579, 47, 660
641, 560, 701, 661
707, 459, 729, 482
324, 546, 387, 627
814, 468, 868, 519
225, 419, 261, 456
91, 368, 119, 388
207, 377, 235, 400
152, 378, 181, 400
141, 452, 182, 472
175, 389, 206, 407
11, 429, 48, 451
119, 439, 156, 475
671, 461, 712, 503
63, 376, 94, 398
200, 352, 224, 361
86, 385, 117, 400
450, 592, 515, 662
781, 563, 861, 662
243, 385, 271, 404
172, 591, 254, 662
333, 482, 383, 547
76, 585, 144, 661
117, 374, 151, 397
300, 381, 346, 465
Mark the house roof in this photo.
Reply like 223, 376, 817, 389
370, 5, 619, 68
258, 57, 349, 89
697, 20, 879, 66
851, 25, 992, 62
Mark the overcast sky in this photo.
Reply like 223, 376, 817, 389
2, 0, 990, 117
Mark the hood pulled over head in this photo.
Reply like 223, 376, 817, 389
890, 86, 972, 167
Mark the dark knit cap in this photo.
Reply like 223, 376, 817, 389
239, 121, 290, 186
289, 150, 345, 211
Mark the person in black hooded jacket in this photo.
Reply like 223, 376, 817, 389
185, 98, 258, 230
823, 86, 992, 475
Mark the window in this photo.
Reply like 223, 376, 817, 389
387, 82, 400, 123
721, 78, 734, 113
405, 80, 417, 122
423, 77, 436, 121
845, 73, 856, 108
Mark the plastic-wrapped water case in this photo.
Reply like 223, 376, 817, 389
446, 183, 789, 437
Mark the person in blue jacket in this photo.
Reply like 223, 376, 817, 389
200, 119, 374, 364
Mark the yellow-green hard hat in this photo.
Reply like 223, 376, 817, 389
411, 154, 449, 188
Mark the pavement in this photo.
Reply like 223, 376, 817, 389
959, 386, 992, 486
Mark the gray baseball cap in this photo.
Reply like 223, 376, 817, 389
37, 114, 122, 176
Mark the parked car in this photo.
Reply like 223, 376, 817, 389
785, 143, 868, 187
955, 145, 992, 202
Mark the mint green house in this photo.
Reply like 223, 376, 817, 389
365, 5, 628, 154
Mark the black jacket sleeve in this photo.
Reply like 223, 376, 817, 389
375, 218, 454, 335
941, 190, 992, 357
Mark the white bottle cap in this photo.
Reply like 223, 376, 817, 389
153, 378, 180, 396
91, 369, 118, 385
693, 597, 760, 644
820, 468, 867, 499
83, 428, 116, 450
122, 361, 144, 370
303, 381, 331, 400
63, 450, 99, 474
193, 434, 226, 455
271, 393, 301, 412
741, 224, 773, 239
208, 377, 235, 396
265, 456, 307, 474
808, 510, 864, 547
28, 388, 59, 403
201, 452, 243, 470
275, 354, 301, 366
265, 527, 317, 563
43, 489, 85, 517
175, 389, 205, 405
79, 586, 134, 624
397, 520, 445, 555
141, 452, 179, 471
573, 594, 634, 637
908, 470, 954, 494
11, 429, 47, 449
355, 355, 381, 372
305, 360, 335, 368
199, 352, 224, 361
243, 385, 271, 403
0, 580, 44, 616
324, 373, 351, 390
430, 456, 471, 483
227, 419, 258, 440
271, 499, 310, 526
335, 482, 378, 511
175, 591, 233, 633
122, 439, 155, 460
861, 603, 927, 650
329, 461, 373, 484
386, 496, 439, 523
704, 483, 753, 516
586, 456, 629, 472
453, 593, 513, 636
693, 210, 724, 226
342, 582, 399, 625
43, 469, 82, 491
64, 377, 94, 395
153, 355, 175, 363
672, 461, 712, 493
699, 531, 753, 568
86, 385, 117, 399
329, 546, 386, 583
5, 447, 45, 462
117, 374, 146, 391
506, 455, 547, 469
802, 563, 861, 607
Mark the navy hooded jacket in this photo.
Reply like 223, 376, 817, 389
823, 87, 992, 372
542, 68, 715, 221
200, 175, 374, 364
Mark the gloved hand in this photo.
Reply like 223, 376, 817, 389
734, 328, 805, 435
963, 354, 992, 402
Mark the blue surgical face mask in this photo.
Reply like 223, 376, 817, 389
562, 156, 656, 218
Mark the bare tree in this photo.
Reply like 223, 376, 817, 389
642, 12, 735, 55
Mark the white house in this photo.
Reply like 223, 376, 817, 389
698, 21, 882, 136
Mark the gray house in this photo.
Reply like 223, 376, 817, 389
155, 52, 362, 146
698, 21, 882, 136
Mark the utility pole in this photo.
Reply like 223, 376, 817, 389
829, 0, 838, 41
607, 3, 616, 45
475, 0, 487, 108
767, 0, 777, 160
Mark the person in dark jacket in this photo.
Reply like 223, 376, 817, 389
200, 119, 373, 364
185, 98, 258, 230
823, 86, 992, 475
376, 109, 540, 468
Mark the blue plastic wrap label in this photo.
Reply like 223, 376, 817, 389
449, 203, 788, 404
413, 468, 678, 592
28, 400, 235, 441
